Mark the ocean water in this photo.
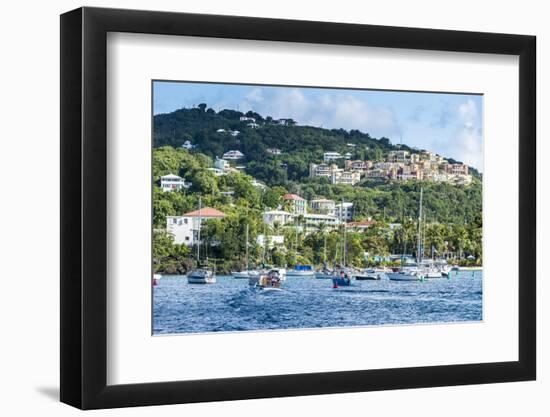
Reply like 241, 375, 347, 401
153, 271, 482, 335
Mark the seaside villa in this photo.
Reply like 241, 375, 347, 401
167, 207, 226, 245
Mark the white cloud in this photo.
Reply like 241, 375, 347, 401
239, 88, 401, 138
446, 99, 483, 170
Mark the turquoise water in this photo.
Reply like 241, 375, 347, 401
153, 271, 482, 334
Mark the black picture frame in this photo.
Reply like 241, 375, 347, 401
60, 6, 536, 410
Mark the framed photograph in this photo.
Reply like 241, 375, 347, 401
60, 6, 536, 410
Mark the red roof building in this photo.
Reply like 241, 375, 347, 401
282, 193, 305, 201
182, 207, 226, 218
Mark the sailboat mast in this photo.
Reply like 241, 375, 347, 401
245, 224, 249, 271
197, 196, 202, 262
323, 234, 327, 264
342, 200, 347, 268
416, 188, 423, 265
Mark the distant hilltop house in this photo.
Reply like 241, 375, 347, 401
239, 116, 255, 122
222, 150, 244, 160
181, 140, 195, 150
309, 163, 361, 185
217, 128, 240, 136
167, 207, 226, 245
247, 122, 260, 129
332, 170, 361, 185
266, 147, 282, 155
275, 118, 295, 126
345, 160, 372, 171
323, 151, 343, 162
312, 148, 472, 186
160, 174, 191, 192
282, 193, 307, 215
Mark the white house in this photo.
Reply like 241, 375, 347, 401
247, 122, 260, 129
303, 213, 340, 232
230, 130, 240, 137
181, 140, 195, 150
335, 202, 354, 222
262, 210, 295, 227
310, 198, 336, 216
222, 150, 244, 160
216, 128, 226, 133
214, 157, 230, 171
266, 147, 282, 155
331, 170, 361, 185
167, 207, 226, 245
257, 234, 285, 248
323, 152, 343, 162
309, 163, 342, 179
240, 116, 255, 122
160, 174, 191, 192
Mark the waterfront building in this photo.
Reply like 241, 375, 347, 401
262, 209, 296, 226
335, 202, 354, 222
309, 198, 336, 216
257, 234, 285, 248
167, 207, 226, 245
303, 213, 340, 231
346, 220, 375, 232
282, 193, 307, 215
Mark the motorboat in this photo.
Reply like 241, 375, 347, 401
249, 269, 283, 292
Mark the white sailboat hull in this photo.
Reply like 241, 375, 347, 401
387, 271, 423, 281
231, 270, 259, 279
187, 270, 216, 284
286, 270, 315, 277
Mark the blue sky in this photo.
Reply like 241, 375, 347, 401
153, 81, 483, 170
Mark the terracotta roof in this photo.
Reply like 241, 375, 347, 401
182, 207, 226, 218
346, 221, 375, 228
283, 193, 305, 201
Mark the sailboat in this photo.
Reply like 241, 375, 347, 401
332, 215, 352, 287
187, 197, 216, 284
315, 234, 333, 279
231, 225, 260, 279
287, 220, 314, 277
387, 188, 426, 282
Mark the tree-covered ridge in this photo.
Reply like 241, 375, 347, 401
153, 105, 482, 184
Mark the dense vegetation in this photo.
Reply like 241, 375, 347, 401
152, 144, 482, 274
